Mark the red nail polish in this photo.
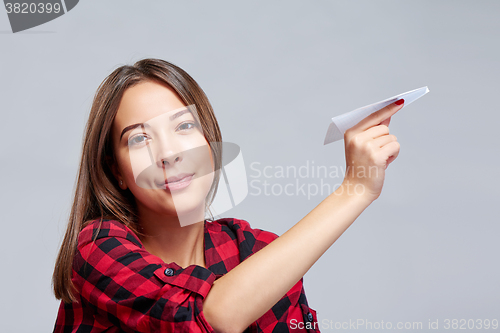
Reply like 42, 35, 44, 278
395, 99, 405, 105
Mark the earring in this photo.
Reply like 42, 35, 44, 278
120, 180, 123, 186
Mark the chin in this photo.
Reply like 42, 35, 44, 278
170, 176, 212, 225
170, 183, 206, 207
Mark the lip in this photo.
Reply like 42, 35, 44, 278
157, 173, 194, 191
166, 173, 194, 183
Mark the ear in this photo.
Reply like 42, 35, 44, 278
106, 155, 127, 190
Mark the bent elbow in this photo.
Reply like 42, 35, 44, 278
204, 308, 246, 333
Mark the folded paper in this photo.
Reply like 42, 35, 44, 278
324, 86, 430, 145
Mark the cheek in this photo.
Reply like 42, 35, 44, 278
115, 146, 136, 184
199, 147, 216, 198
128, 147, 154, 184
193, 143, 214, 176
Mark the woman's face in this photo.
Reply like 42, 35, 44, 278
111, 80, 215, 226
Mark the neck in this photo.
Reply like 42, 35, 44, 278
136, 203, 207, 269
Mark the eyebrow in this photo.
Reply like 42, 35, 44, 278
119, 108, 191, 140
169, 108, 190, 121
120, 123, 151, 140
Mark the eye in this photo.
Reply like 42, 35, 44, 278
128, 134, 149, 146
177, 121, 196, 131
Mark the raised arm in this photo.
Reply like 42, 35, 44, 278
203, 100, 404, 333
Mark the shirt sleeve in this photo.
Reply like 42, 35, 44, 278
256, 277, 321, 333
224, 218, 321, 333
72, 219, 216, 333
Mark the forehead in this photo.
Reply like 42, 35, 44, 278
114, 80, 187, 128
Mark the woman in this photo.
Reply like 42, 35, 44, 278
52, 58, 403, 333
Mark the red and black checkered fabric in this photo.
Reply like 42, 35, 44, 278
53, 218, 321, 332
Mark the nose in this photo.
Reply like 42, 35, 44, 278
153, 132, 184, 169
158, 152, 183, 168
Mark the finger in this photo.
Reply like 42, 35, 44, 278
379, 116, 391, 127
385, 154, 397, 169
349, 99, 404, 135
372, 134, 397, 148
358, 124, 390, 141
380, 141, 400, 166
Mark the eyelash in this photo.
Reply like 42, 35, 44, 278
128, 121, 197, 147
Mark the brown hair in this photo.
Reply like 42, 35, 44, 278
52, 58, 223, 303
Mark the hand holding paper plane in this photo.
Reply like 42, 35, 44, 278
324, 86, 429, 145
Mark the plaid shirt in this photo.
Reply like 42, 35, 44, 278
53, 218, 321, 333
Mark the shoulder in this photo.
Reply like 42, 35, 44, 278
206, 217, 278, 260
78, 218, 143, 249
73, 219, 165, 283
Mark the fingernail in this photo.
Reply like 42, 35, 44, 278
395, 99, 405, 105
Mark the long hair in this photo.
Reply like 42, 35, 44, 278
52, 59, 223, 303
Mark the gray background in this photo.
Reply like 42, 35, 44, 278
1, 1, 499, 332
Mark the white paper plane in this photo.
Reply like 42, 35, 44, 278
324, 86, 430, 144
